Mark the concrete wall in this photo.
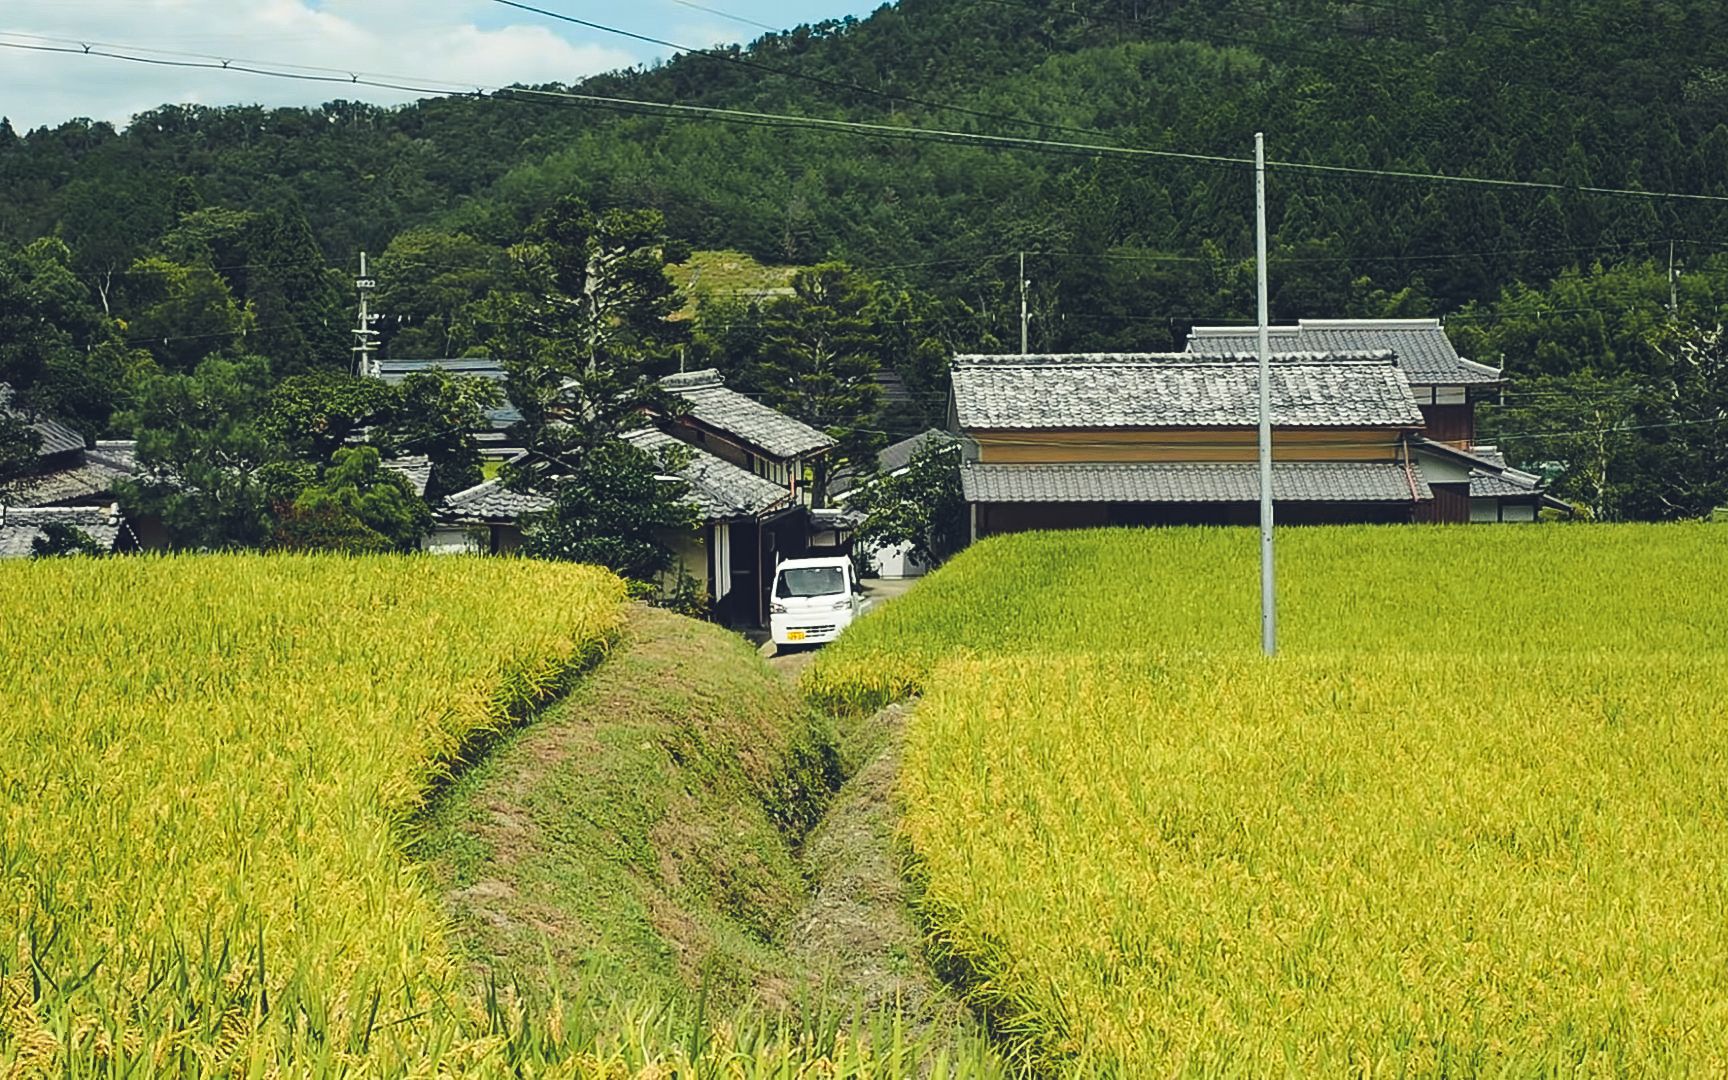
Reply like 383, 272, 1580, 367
866, 540, 929, 579
1472, 499, 1538, 523
425, 525, 486, 555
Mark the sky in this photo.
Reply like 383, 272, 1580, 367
0, 0, 884, 132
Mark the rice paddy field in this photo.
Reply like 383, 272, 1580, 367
0, 554, 1011, 1077
808, 524, 1728, 1076
0, 555, 629, 1073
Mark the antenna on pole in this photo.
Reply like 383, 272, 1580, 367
353, 251, 379, 377
1255, 132, 1277, 657
1019, 251, 1030, 356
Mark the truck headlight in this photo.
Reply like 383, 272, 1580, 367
832, 599, 852, 611
770, 602, 787, 615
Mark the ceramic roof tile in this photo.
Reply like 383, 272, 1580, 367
380, 456, 433, 498
625, 429, 791, 520
10, 458, 136, 507
374, 359, 523, 429
961, 461, 1431, 504
0, 504, 127, 558
950, 354, 1425, 430
1186, 319, 1503, 385
661, 369, 836, 459
1, 383, 86, 456
441, 479, 553, 522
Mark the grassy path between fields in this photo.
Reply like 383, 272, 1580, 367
418, 605, 983, 1047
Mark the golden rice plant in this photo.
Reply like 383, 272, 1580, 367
806, 523, 1728, 710
902, 652, 1728, 1075
0, 554, 625, 1074
805, 524, 1728, 1074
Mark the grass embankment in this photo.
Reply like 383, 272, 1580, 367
422, 606, 839, 1007
0, 555, 624, 1073
808, 525, 1728, 1074
420, 607, 1005, 1077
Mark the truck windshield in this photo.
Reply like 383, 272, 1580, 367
776, 567, 845, 598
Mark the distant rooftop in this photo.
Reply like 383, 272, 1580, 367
624, 428, 792, 520
380, 456, 433, 498
1185, 319, 1503, 386
950, 353, 1426, 430
661, 369, 836, 460
373, 358, 522, 429
440, 431, 792, 525
1, 382, 86, 457
0, 504, 130, 558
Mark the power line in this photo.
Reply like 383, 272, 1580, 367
663, 0, 780, 34
12, 34, 1728, 207
491, 0, 1153, 147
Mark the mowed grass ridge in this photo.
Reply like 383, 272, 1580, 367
1, 555, 624, 1073
807, 525, 1728, 1075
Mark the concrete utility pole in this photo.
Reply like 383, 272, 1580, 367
1669, 240, 1679, 318
1019, 251, 1030, 355
1255, 132, 1277, 657
353, 251, 379, 377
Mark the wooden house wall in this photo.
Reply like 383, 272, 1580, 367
1415, 482, 1472, 524
1419, 404, 1475, 447
969, 427, 1405, 465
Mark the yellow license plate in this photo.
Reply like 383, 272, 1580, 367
786, 630, 807, 641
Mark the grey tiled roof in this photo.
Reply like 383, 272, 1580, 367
879, 429, 957, 473
381, 456, 433, 498
1, 383, 86, 457
1186, 319, 1503, 386
378, 358, 505, 379
374, 358, 523, 429
11, 457, 136, 507
1410, 437, 1547, 500
625, 428, 790, 521
951, 354, 1425, 430
440, 432, 791, 525
963, 462, 1431, 504
1470, 445, 1509, 469
661, 369, 836, 459
1469, 472, 1542, 498
441, 479, 552, 522
829, 430, 958, 498
0, 504, 128, 558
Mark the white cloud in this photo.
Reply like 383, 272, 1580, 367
0, 0, 642, 131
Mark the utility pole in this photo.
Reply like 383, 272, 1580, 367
1019, 251, 1030, 356
1669, 240, 1679, 318
1254, 133, 1277, 658
353, 251, 379, 377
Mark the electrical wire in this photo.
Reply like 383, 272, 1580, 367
10, 34, 1728, 206
491, 0, 1151, 146
664, 0, 780, 34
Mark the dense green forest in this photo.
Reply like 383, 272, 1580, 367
2, 0, 1727, 520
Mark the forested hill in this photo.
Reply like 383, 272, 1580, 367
4, 0, 1728, 522
7, 0, 1728, 333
